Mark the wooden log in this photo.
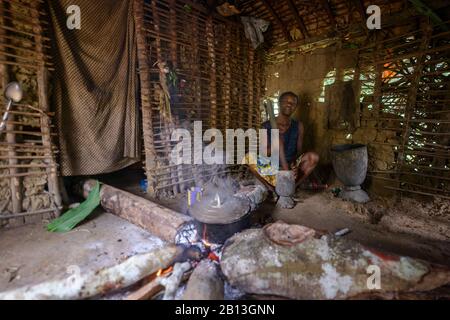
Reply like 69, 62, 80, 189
182, 260, 224, 300
0, 245, 181, 300
81, 180, 193, 243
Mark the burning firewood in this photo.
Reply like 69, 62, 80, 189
125, 264, 196, 301
183, 260, 224, 300
0, 245, 181, 300
125, 276, 166, 301
125, 266, 174, 301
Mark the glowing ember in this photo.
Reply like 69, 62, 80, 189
156, 266, 173, 277
208, 252, 220, 262
202, 238, 212, 248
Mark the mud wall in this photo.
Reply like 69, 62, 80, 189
265, 47, 397, 195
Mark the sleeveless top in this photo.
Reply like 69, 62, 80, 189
262, 119, 299, 164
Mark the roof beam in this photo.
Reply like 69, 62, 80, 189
285, 0, 310, 38
408, 0, 449, 31
354, 0, 367, 22
322, 0, 337, 27
261, 0, 292, 42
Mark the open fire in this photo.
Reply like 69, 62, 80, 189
156, 266, 173, 277
123, 183, 268, 300
140, 229, 224, 300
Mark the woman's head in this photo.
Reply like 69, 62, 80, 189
278, 92, 299, 117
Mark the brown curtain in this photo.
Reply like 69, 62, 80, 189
48, 0, 140, 176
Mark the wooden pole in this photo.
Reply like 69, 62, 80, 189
255, 52, 263, 126
31, 1, 61, 216
133, 0, 157, 195
150, 0, 178, 195
353, 63, 361, 128
247, 47, 255, 128
261, 0, 291, 42
286, 0, 309, 39
396, 23, 432, 196
236, 29, 244, 129
224, 26, 231, 129
322, 0, 337, 28
206, 16, 217, 129
0, 0, 21, 216
190, 13, 203, 187
169, 0, 185, 194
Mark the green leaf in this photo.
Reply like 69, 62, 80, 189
47, 181, 101, 233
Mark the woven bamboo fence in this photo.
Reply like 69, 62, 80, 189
358, 20, 450, 200
0, 0, 61, 227
134, 0, 266, 197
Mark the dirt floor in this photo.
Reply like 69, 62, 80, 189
3, 167, 447, 297
256, 192, 450, 266
0, 211, 165, 293
98, 167, 450, 266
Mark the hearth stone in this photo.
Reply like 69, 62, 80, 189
220, 228, 450, 300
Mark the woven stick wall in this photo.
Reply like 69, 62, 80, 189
0, 0, 61, 227
134, 0, 265, 197
358, 20, 450, 200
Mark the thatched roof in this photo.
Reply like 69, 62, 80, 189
209, 0, 450, 62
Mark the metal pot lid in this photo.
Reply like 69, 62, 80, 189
189, 195, 250, 225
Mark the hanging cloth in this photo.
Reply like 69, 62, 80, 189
48, 0, 140, 176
